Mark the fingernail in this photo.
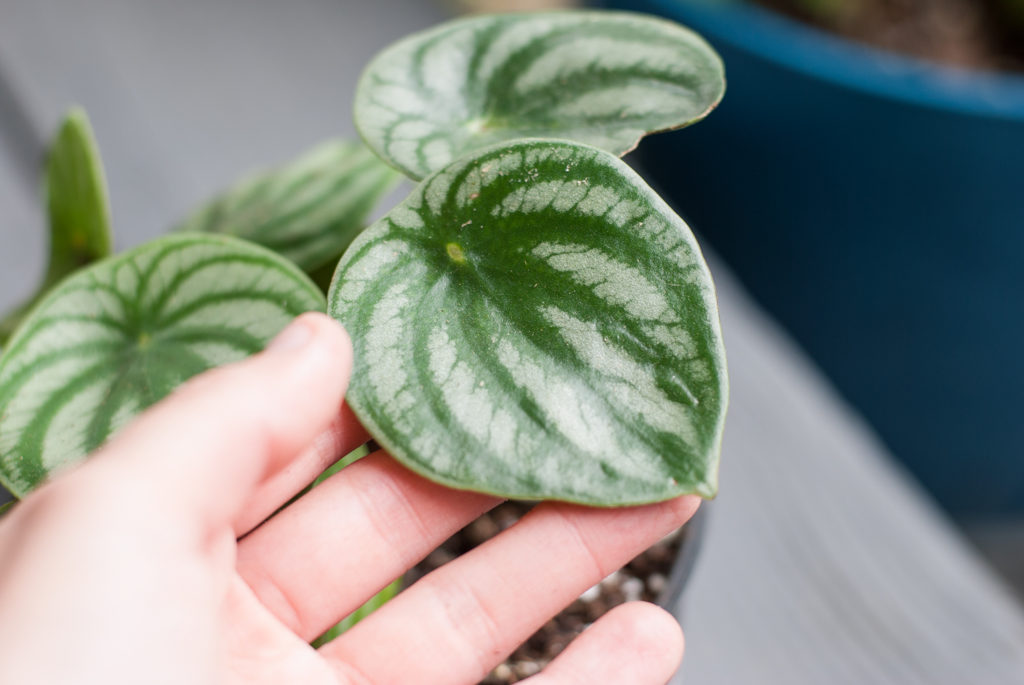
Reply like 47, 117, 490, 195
266, 316, 315, 354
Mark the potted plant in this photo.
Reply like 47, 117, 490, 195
603, 0, 1024, 518
0, 10, 728, 680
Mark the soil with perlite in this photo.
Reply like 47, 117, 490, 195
754, 0, 1024, 72
404, 501, 686, 684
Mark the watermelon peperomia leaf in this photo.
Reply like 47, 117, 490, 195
354, 11, 725, 180
328, 139, 727, 505
0, 107, 113, 343
174, 140, 403, 273
0, 233, 325, 497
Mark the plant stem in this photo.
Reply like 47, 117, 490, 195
311, 578, 402, 647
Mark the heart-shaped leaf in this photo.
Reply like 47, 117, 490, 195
1, 107, 113, 343
329, 139, 727, 505
0, 234, 324, 497
354, 11, 725, 180
175, 140, 403, 273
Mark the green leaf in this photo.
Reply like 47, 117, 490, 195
354, 11, 725, 180
0, 107, 113, 342
328, 139, 727, 505
174, 140, 403, 273
44, 108, 113, 286
0, 500, 14, 518
0, 234, 325, 498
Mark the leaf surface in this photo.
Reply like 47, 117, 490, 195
354, 11, 725, 180
0, 107, 113, 342
44, 107, 113, 287
175, 140, 402, 272
0, 234, 324, 497
329, 139, 727, 505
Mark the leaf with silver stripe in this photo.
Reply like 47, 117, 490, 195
175, 140, 402, 273
329, 139, 727, 505
354, 11, 725, 180
0, 234, 324, 498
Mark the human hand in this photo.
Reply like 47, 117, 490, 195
0, 312, 695, 685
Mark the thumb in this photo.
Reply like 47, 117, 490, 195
86, 312, 353, 534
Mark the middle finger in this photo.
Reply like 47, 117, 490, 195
235, 450, 498, 640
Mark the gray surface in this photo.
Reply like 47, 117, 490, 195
2, 0, 1024, 682
674, 261, 1024, 683
0, 0, 437, 253
0, 61, 45, 314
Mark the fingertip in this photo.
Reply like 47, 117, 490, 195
265, 312, 351, 365
612, 601, 685, 666
300, 313, 353, 389
537, 601, 684, 685
302, 311, 350, 347
296, 311, 351, 349
668, 495, 701, 528
257, 312, 353, 399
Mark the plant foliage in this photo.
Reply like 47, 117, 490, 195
175, 140, 402, 273
0, 234, 323, 496
329, 139, 725, 504
354, 11, 724, 180
0, 10, 728, 510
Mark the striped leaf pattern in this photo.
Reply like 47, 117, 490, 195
354, 11, 725, 180
329, 139, 727, 505
0, 234, 324, 497
175, 140, 402, 273
1, 107, 113, 343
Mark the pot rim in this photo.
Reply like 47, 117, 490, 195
637, 0, 1024, 121
656, 503, 708, 613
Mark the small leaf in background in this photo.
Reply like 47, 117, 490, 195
354, 11, 725, 180
44, 107, 113, 286
0, 234, 325, 498
329, 139, 727, 506
0, 500, 14, 518
0, 107, 113, 343
175, 140, 403, 274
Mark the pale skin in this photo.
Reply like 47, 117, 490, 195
0, 312, 696, 685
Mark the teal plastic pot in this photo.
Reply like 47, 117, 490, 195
606, 0, 1024, 516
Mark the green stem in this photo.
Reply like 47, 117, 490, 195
311, 578, 402, 647
306, 443, 396, 646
